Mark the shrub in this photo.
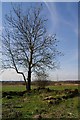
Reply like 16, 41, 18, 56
35, 71, 49, 89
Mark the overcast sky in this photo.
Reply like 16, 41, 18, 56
0, 2, 78, 81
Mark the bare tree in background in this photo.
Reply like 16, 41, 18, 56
35, 71, 49, 89
2, 4, 61, 91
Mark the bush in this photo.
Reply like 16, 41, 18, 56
35, 71, 49, 89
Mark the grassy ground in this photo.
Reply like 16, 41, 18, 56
2, 84, 80, 119
2, 84, 79, 92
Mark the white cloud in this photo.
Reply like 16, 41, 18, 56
43, 2, 78, 37
1, 69, 23, 81
43, 1, 60, 31
48, 70, 78, 81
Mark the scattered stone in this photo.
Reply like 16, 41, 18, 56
33, 114, 42, 119
64, 89, 70, 94
2, 92, 8, 98
62, 95, 68, 99
68, 93, 75, 98
14, 105, 22, 108
48, 100, 53, 104
23, 98, 27, 102
6, 95, 12, 99
44, 96, 56, 100
57, 97, 62, 101
2, 91, 26, 97
68, 112, 72, 116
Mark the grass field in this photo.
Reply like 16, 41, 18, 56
2, 84, 79, 92
2, 84, 80, 119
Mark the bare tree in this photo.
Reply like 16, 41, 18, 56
2, 4, 61, 91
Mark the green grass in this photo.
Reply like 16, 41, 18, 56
2, 84, 80, 119
2, 85, 26, 92
2, 84, 78, 92
47, 85, 78, 90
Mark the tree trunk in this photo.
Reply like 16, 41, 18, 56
27, 46, 33, 91
27, 65, 31, 91
25, 82, 27, 91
